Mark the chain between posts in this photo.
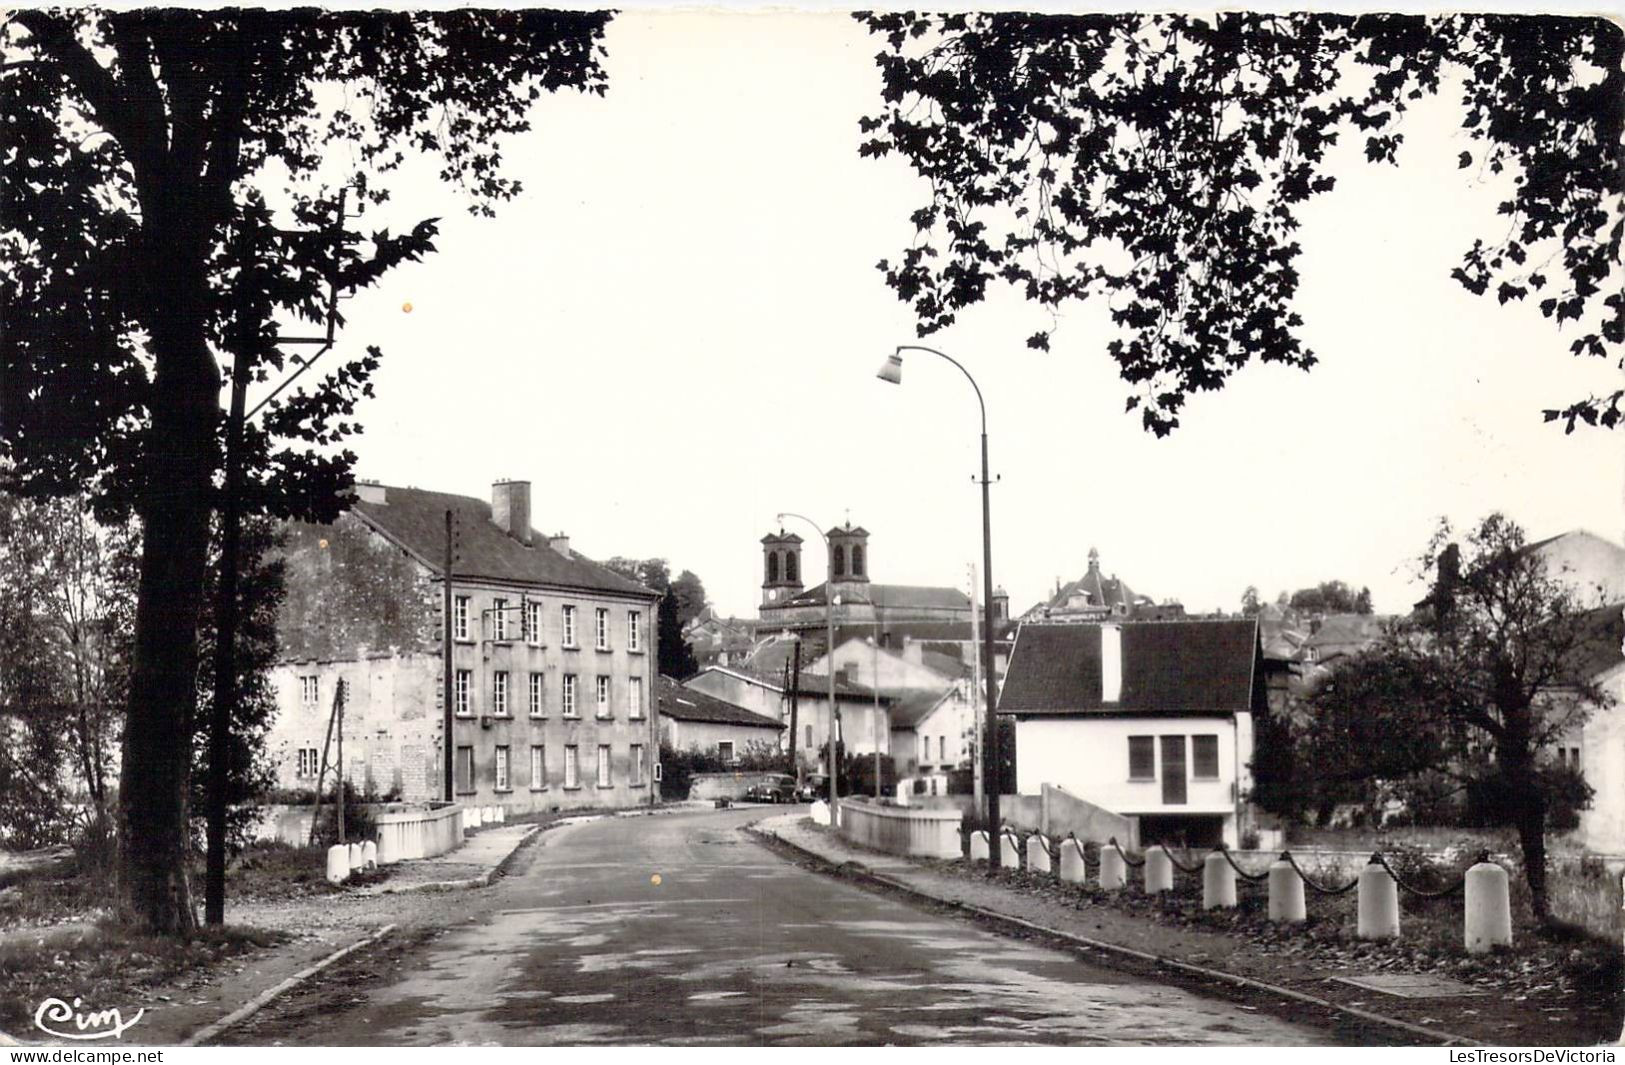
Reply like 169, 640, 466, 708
1107, 837, 1146, 868
1216, 843, 1273, 883
1281, 849, 1361, 896
1158, 843, 1207, 875
1371, 850, 1471, 900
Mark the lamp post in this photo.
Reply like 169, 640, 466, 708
877, 345, 1002, 874
777, 512, 840, 811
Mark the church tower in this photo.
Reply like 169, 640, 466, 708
760, 530, 804, 607
826, 522, 871, 604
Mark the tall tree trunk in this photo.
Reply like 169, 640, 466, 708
118, 227, 220, 934
1500, 707, 1549, 920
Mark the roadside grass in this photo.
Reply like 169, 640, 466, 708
0, 918, 284, 1035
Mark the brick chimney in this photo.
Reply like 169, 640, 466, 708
491, 480, 532, 545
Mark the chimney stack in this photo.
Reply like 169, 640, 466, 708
1100, 623, 1122, 703
548, 533, 571, 559
491, 480, 532, 545
354, 480, 386, 505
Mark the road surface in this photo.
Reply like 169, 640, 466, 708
232, 806, 1327, 1045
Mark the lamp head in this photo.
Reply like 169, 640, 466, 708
876, 352, 903, 385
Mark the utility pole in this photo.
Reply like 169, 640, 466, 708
336, 679, 346, 843
969, 562, 983, 807
872, 621, 882, 799
788, 637, 802, 783
443, 509, 456, 801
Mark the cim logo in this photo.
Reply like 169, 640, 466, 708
33, 997, 145, 1041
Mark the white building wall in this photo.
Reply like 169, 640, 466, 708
1579, 665, 1625, 853
1535, 532, 1625, 605
1014, 715, 1243, 844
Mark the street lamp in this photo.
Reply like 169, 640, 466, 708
776, 512, 840, 812
877, 345, 1002, 874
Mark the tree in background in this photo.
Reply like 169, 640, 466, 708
857, 14, 1621, 434
1292, 514, 1611, 917
670, 570, 708, 627
1287, 580, 1374, 615
0, 496, 136, 846
2, 10, 611, 932
658, 594, 700, 680
1240, 586, 1262, 618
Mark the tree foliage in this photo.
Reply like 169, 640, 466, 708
1288, 579, 1373, 615
1288, 514, 1614, 915
1, 9, 611, 932
856, 13, 1622, 434
670, 569, 708, 627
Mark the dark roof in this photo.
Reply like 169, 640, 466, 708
350, 486, 655, 598
999, 619, 1260, 715
657, 676, 784, 728
688, 665, 894, 702
888, 688, 957, 729
1571, 604, 1625, 679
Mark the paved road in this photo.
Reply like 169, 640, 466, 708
258, 806, 1326, 1045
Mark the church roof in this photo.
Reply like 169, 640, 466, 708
779, 582, 971, 611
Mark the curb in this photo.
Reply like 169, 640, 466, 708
181, 923, 397, 1047
368, 824, 542, 895
747, 823, 1483, 1048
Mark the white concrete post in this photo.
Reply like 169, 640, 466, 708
998, 829, 1021, 870
1144, 849, 1173, 894
494, 805, 506, 825
1357, 858, 1400, 940
376, 825, 399, 866
810, 799, 831, 826
1099, 846, 1126, 891
1059, 840, 1088, 883
969, 829, 990, 862
1203, 852, 1237, 909
347, 842, 363, 871
362, 840, 378, 870
1027, 834, 1053, 875
1268, 857, 1306, 923
1464, 859, 1512, 953
326, 844, 350, 884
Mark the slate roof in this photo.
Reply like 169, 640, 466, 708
999, 619, 1261, 715
1570, 604, 1625, 679
350, 485, 655, 598
1301, 614, 1387, 661
888, 688, 957, 729
686, 666, 895, 703
779, 583, 972, 612
657, 676, 784, 729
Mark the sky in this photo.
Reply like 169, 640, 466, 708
259, 7, 1625, 621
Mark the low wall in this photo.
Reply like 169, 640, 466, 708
688, 771, 787, 801
837, 798, 962, 859
1040, 784, 1140, 849
374, 802, 464, 864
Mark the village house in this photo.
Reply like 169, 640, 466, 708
681, 664, 896, 772
657, 675, 784, 762
888, 685, 976, 794
998, 618, 1266, 848
267, 479, 662, 813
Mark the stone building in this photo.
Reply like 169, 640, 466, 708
267, 479, 662, 812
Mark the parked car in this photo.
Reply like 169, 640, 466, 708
795, 774, 828, 803
743, 775, 796, 804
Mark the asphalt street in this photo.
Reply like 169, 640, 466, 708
252, 805, 1328, 1045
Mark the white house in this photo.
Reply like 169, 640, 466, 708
681, 664, 896, 770
657, 675, 785, 762
999, 618, 1264, 848
889, 685, 975, 796
1552, 605, 1625, 854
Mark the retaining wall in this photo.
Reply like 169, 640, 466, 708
837, 798, 963, 859
373, 802, 465, 864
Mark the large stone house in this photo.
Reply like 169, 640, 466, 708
657, 675, 784, 761
267, 479, 662, 812
999, 618, 1265, 847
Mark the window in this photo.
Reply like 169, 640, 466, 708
530, 745, 546, 790
296, 747, 320, 779
492, 598, 509, 641
299, 676, 319, 709
455, 745, 475, 794
718, 740, 735, 764
525, 601, 544, 645
1128, 736, 1155, 780
1193, 735, 1220, 779
562, 605, 577, 647
596, 675, 611, 718
529, 672, 545, 717
455, 670, 473, 716
767, 553, 780, 583
630, 743, 645, 785
564, 745, 580, 788
852, 544, 865, 577
494, 746, 510, 791
921, 736, 929, 763
833, 544, 846, 577
595, 608, 610, 650
628, 676, 644, 719
492, 671, 509, 716
453, 596, 470, 641
786, 552, 799, 583
806, 725, 813, 749
938, 736, 946, 762
628, 611, 642, 652
597, 744, 612, 787
562, 674, 578, 717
